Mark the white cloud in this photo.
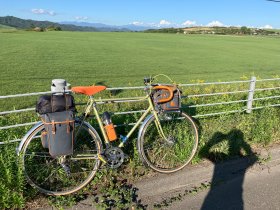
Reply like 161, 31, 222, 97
75, 16, 89, 21
159, 20, 171, 26
132, 21, 144, 26
31, 9, 56, 16
133, 20, 173, 28
182, 20, 196, 27
207, 20, 224, 27
262, 24, 273, 29
131, 21, 162, 28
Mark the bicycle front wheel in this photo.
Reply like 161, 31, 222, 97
138, 111, 198, 173
20, 121, 102, 195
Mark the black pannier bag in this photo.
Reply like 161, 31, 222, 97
36, 94, 75, 114
153, 85, 181, 111
41, 110, 75, 157
36, 93, 76, 157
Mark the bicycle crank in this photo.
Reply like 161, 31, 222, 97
104, 147, 125, 169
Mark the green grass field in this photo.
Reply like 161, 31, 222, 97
0, 24, 17, 33
0, 31, 279, 95
1, 30, 280, 209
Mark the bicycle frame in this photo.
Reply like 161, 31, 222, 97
17, 75, 200, 196
85, 93, 167, 148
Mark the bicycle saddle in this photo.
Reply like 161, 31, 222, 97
71, 86, 107, 96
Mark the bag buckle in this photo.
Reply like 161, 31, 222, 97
51, 120, 56, 134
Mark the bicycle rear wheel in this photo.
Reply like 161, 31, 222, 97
20, 121, 102, 195
138, 111, 198, 173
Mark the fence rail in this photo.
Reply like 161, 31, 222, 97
1, 77, 280, 144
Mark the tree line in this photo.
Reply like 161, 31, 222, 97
145, 26, 279, 36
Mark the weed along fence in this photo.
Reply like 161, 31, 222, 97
0, 76, 280, 145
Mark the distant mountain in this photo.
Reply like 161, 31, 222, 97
0, 16, 99, 31
0, 23, 15, 29
60, 21, 130, 32
121, 24, 153, 31
61, 21, 114, 28
61, 21, 153, 31
0, 16, 153, 32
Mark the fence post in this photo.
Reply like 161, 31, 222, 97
246, 76, 256, 114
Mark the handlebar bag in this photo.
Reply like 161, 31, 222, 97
41, 110, 75, 158
153, 85, 181, 111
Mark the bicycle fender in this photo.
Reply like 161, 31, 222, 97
16, 122, 43, 155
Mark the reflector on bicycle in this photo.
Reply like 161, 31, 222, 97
71, 86, 107, 96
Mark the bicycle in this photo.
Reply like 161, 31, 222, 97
17, 75, 199, 195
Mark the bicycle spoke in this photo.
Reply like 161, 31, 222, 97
139, 111, 198, 172
158, 153, 168, 167
24, 152, 51, 158
41, 168, 60, 185
21, 123, 102, 195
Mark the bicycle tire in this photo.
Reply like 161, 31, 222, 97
137, 111, 198, 173
20, 121, 103, 195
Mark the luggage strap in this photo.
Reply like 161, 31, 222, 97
41, 119, 75, 134
52, 120, 56, 134
41, 119, 75, 125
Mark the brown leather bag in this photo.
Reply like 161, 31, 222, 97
153, 85, 181, 111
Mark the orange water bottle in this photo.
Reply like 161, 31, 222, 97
102, 112, 117, 141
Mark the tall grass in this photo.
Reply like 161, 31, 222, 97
0, 145, 25, 209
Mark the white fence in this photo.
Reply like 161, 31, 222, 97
1, 76, 280, 144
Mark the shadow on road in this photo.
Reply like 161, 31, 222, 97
200, 129, 257, 210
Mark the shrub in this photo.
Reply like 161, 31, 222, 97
0, 145, 25, 209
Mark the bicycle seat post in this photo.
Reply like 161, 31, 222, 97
85, 96, 94, 116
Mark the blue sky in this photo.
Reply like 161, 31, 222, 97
1, 0, 280, 28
